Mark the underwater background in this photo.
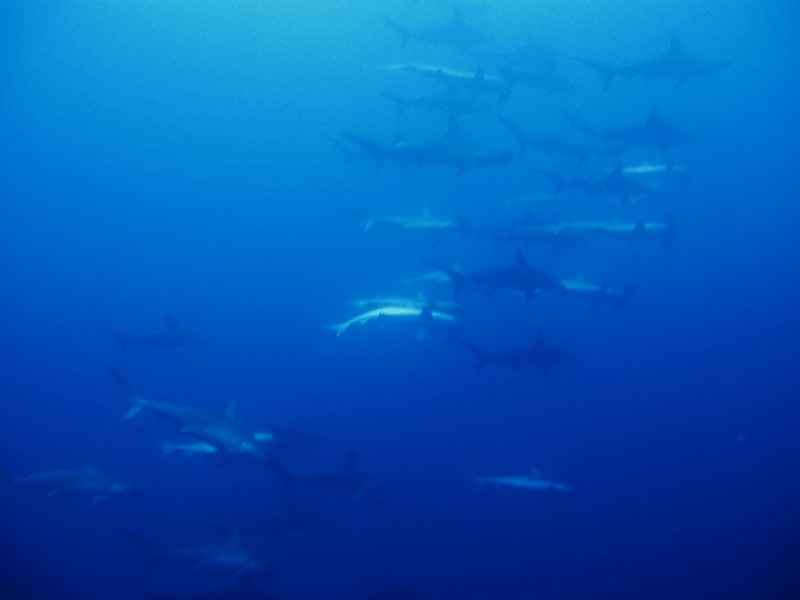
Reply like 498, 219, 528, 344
1, 1, 799, 598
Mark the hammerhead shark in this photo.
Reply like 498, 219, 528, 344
581, 35, 731, 89
452, 330, 575, 377
342, 116, 512, 175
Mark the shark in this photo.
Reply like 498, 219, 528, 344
351, 296, 459, 312
569, 215, 679, 247
534, 163, 657, 205
342, 116, 512, 175
611, 160, 694, 192
329, 304, 458, 341
567, 106, 694, 151
118, 528, 273, 577
498, 115, 620, 163
387, 88, 491, 116
582, 35, 731, 89
379, 63, 514, 103
107, 368, 288, 478
404, 270, 458, 289
348, 207, 470, 244
12, 457, 141, 505
473, 467, 574, 493
485, 35, 573, 94
107, 315, 207, 352
290, 450, 385, 495
385, 10, 487, 50
160, 432, 275, 458
452, 330, 575, 377
426, 248, 565, 298
491, 222, 591, 258
558, 278, 634, 311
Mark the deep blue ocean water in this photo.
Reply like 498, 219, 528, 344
2, 1, 799, 598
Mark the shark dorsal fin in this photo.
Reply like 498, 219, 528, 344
473, 65, 485, 84
223, 397, 238, 422
444, 115, 464, 143
515, 248, 528, 267
420, 304, 433, 322
422, 206, 431, 218
611, 160, 623, 177
530, 465, 541, 478
669, 34, 683, 55
535, 329, 544, 348
647, 106, 662, 125
165, 315, 179, 330
344, 449, 359, 472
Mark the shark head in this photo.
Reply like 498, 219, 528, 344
109, 482, 144, 497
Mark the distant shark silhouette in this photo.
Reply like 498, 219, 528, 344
452, 330, 575, 377
581, 35, 731, 89
118, 528, 274, 577
427, 248, 565, 299
11, 456, 141, 505
107, 315, 207, 351
343, 116, 512, 175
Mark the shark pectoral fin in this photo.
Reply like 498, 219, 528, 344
91, 494, 108, 506
217, 453, 233, 469
416, 327, 429, 343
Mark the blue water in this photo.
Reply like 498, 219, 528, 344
2, 1, 800, 598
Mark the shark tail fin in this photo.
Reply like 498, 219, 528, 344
497, 115, 528, 156
106, 329, 129, 352
384, 19, 410, 47
424, 260, 466, 297
122, 396, 145, 421
116, 528, 161, 573
106, 366, 133, 392
326, 322, 350, 337
577, 58, 618, 89
159, 442, 175, 457
341, 133, 385, 170
451, 336, 491, 370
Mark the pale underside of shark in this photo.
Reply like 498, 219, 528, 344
13, 459, 140, 505
329, 305, 457, 341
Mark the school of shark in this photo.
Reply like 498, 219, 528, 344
3, 2, 733, 599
